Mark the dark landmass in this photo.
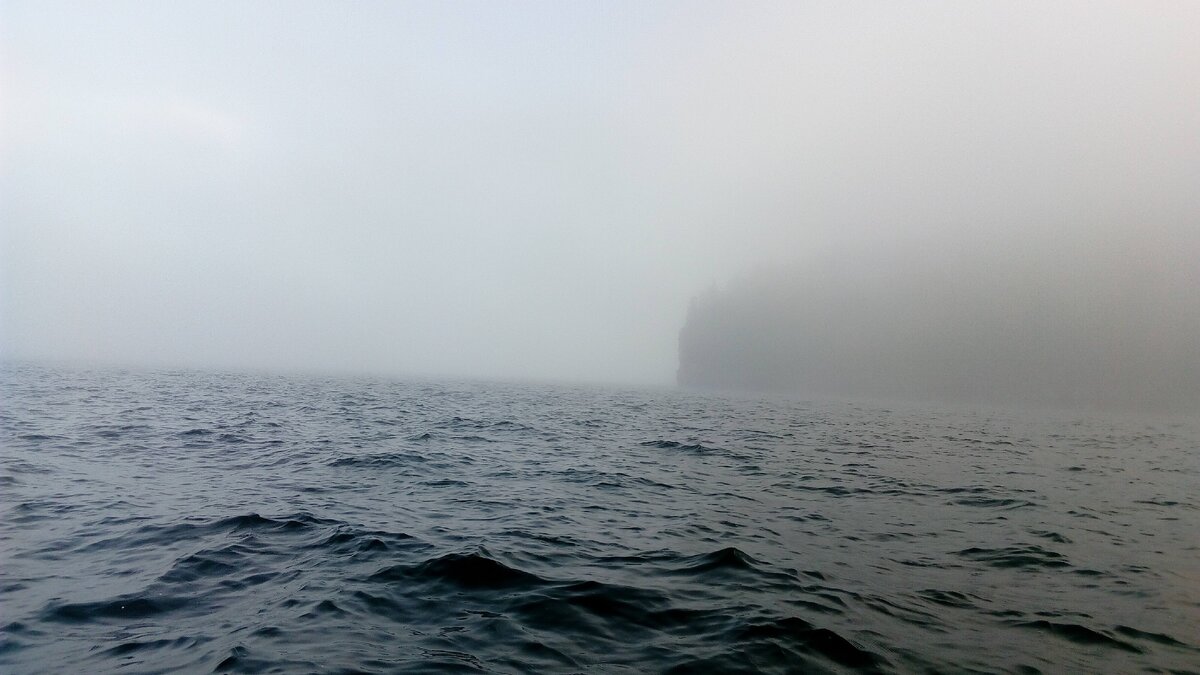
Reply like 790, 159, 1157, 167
678, 257, 1200, 412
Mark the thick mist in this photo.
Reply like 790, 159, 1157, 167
678, 237, 1200, 411
2, 1, 1198, 398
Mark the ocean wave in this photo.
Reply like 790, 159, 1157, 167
2, 364, 1196, 673
956, 545, 1071, 569
369, 551, 551, 590
42, 595, 194, 623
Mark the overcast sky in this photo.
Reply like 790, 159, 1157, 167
2, 1, 1197, 385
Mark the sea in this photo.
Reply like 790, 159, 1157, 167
1, 362, 1197, 674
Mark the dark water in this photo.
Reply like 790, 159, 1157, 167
1, 364, 1197, 674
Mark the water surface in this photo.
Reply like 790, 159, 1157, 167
1, 364, 1197, 673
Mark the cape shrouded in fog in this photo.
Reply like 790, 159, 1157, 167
678, 235, 1200, 411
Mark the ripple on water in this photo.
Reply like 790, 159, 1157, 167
1, 364, 1197, 673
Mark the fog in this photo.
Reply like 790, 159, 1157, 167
678, 252, 1200, 412
2, 1, 1197, 399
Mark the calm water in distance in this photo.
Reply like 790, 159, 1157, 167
1, 363, 1197, 673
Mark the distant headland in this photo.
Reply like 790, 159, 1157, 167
677, 263, 1200, 413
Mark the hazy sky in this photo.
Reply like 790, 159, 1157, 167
2, 1, 1198, 385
